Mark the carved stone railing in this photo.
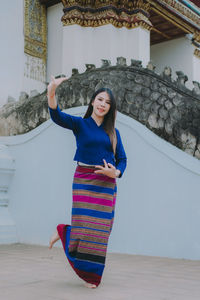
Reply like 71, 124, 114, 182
0, 57, 200, 159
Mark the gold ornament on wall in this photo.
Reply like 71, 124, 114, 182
194, 48, 200, 59
24, 0, 47, 61
193, 31, 200, 43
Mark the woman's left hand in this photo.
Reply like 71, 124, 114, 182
94, 159, 120, 178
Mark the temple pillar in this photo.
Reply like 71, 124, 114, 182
62, 25, 150, 76
60, 0, 152, 76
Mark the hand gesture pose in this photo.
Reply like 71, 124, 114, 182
95, 159, 121, 178
47, 75, 68, 108
47, 75, 68, 96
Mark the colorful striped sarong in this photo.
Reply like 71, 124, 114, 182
57, 165, 117, 286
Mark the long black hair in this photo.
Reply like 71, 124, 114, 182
84, 88, 117, 154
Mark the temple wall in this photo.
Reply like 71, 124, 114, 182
0, 0, 24, 107
0, 0, 47, 108
46, 3, 150, 77
61, 25, 150, 76
1, 106, 200, 260
46, 3, 63, 81
193, 53, 200, 83
150, 37, 196, 89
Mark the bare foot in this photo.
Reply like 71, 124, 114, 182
49, 229, 60, 249
84, 282, 97, 289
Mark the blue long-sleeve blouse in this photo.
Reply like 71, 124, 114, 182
49, 105, 127, 177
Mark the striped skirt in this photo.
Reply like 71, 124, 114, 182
57, 165, 117, 287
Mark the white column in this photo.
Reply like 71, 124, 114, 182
193, 49, 200, 84
61, 24, 150, 77
0, 145, 17, 244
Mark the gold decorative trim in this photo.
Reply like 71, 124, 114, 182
62, 9, 152, 29
151, 0, 200, 27
147, 0, 200, 42
194, 48, 200, 58
61, 0, 152, 29
24, 0, 47, 61
193, 30, 200, 43
151, 6, 190, 34
62, 0, 150, 11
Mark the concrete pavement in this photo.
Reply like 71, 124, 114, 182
1, 244, 200, 300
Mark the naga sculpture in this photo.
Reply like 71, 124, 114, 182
0, 57, 200, 159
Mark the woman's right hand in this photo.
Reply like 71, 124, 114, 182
47, 75, 68, 109
47, 75, 68, 97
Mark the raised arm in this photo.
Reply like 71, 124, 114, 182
47, 75, 81, 133
47, 75, 68, 109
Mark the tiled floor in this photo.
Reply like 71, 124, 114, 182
1, 244, 200, 300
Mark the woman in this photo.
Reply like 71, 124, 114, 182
48, 76, 127, 288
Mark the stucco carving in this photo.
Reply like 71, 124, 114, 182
24, 54, 46, 82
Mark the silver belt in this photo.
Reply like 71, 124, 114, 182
78, 162, 96, 167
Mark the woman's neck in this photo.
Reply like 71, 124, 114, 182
91, 113, 104, 126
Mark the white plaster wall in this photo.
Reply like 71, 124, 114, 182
0, 1, 47, 108
193, 54, 200, 84
1, 106, 200, 260
46, 3, 63, 81
0, 0, 24, 107
151, 37, 194, 89
62, 25, 150, 77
